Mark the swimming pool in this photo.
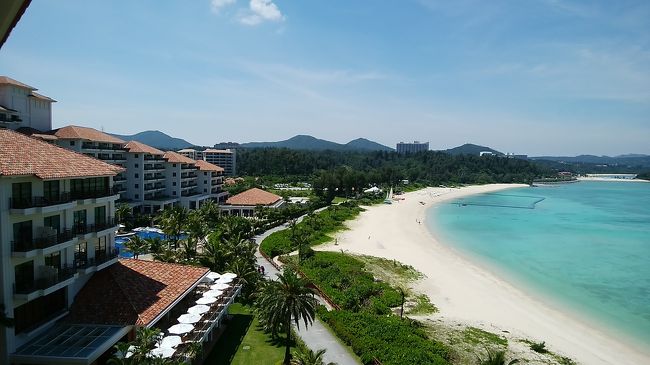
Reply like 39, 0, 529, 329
115, 228, 187, 258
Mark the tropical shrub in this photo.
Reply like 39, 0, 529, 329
318, 308, 449, 365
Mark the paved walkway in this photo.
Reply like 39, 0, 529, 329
253, 214, 360, 365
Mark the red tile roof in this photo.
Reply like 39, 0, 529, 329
0, 129, 123, 179
66, 259, 209, 326
0, 75, 35, 90
194, 159, 224, 172
163, 151, 196, 164
52, 125, 126, 144
124, 140, 165, 155
226, 188, 282, 206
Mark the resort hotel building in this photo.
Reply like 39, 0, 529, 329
178, 148, 237, 176
220, 188, 284, 217
396, 141, 429, 154
0, 76, 55, 132
0, 76, 242, 364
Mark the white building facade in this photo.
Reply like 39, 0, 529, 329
0, 129, 121, 363
0, 76, 55, 132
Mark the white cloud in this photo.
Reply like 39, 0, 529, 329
239, 0, 284, 26
210, 0, 236, 14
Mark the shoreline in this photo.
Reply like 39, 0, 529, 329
318, 184, 650, 365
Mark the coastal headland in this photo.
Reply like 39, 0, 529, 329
319, 184, 650, 365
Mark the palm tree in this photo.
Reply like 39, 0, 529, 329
291, 347, 336, 365
256, 267, 319, 365
157, 206, 188, 248
124, 236, 149, 260
478, 350, 519, 365
115, 203, 132, 225
0, 304, 14, 328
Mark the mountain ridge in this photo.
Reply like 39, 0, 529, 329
110, 130, 195, 150
240, 134, 394, 151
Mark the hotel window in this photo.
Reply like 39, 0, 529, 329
135, 173, 139, 178
134, 154, 139, 158
44, 215, 60, 233
73, 209, 87, 230
135, 184, 139, 189
204, 189, 207, 193
95, 206, 106, 224
204, 180, 207, 184
13, 220, 33, 246
173, 182, 176, 186
172, 191, 176, 196
173, 164, 176, 167
173, 172, 176, 177
14, 261, 34, 293
12, 182, 32, 202
44, 180, 60, 201
204, 172, 207, 176
44, 251, 62, 270
135, 163, 139, 168
70, 141, 75, 146
75, 242, 87, 264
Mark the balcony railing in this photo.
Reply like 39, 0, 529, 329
82, 143, 123, 150
75, 248, 118, 269
145, 174, 164, 181
14, 265, 77, 294
144, 164, 164, 170
11, 229, 75, 253
70, 187, 119, 200
9, 193, 72, 209
73, 218, 117, 235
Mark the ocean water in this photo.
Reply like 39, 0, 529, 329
429, 181, 650, 345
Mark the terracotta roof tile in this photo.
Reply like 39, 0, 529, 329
194, 159, 224, 172
163, 151, 196, 164
0, 129, 123, 179
53, 125, 126, 144
66, 259, 209, 326
124, 140, 165, 155
0, 76, 36, 90
226, 188, 282, 206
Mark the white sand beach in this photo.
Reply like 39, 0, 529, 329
319, 185, 650, 365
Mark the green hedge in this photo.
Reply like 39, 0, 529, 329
319, 308, 449, 365
260, 203, 363, 257
299, 252, 401, 314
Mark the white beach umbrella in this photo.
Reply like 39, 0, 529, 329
216, 277, 233, 284
211, 283, 229, 290
150, 346, 176, 358
203, 289, 223, 298
221, 272, 237, 279
159, 335, 183, 348
178, 313, 202, 324
167, 323, 194, 335
206, 272, 221, 280
196, 296, 217, 305
188, 304, 211, 314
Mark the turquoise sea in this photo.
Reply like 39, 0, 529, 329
428, 181, 650, 345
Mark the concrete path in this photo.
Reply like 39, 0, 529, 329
252, 212, 360, 365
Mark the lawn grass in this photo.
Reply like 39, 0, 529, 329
332, 196, 348, 204
204, 303, 287, 365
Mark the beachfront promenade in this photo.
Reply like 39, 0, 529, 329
253, 217, 360, 365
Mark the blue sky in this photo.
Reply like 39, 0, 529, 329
1, 0, 648, 155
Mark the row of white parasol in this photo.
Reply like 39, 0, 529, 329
149, 272, 237, 358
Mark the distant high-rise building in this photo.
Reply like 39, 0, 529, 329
213, 142, 240, 150
179, 148, 237, 176
396, 141, 429, 154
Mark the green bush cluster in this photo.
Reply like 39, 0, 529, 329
260, 203, 363, 257
318, 308, 449, 365
300, 252, 401, 314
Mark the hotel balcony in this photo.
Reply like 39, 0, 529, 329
144, 164, 165, 171
70, 187, 120, 201
75, 249, 119, 274
144, 155, 165, 161
144, 174, 165, 181
14, 265, 78, 301
73, 218, 117, 238
81, 142, 124, 151
11, 229, 76, 258
181, 190, 199, 197
9, 193, 76, 215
